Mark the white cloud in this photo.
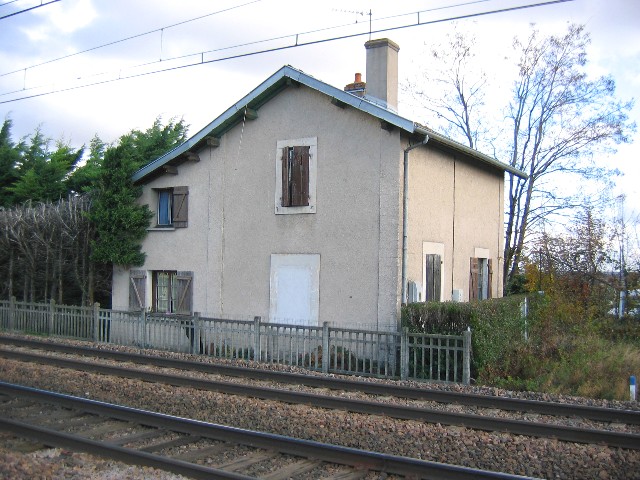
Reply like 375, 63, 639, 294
22, 0, 97, 41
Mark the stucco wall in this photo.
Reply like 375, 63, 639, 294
113, 85, 403, 330
405, 142, 505, 302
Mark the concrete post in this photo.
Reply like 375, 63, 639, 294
463, 328, 472, 385
400, 328, 409, 381
253, 316, 261, 362
93, 302, 100, 342
9, 296, 16, 331
322, 322, 330, 373
48, 299, 55, 335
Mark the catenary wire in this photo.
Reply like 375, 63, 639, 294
0, 0, 575, 105
0, 0, 263, 77
0, 0, 60, 20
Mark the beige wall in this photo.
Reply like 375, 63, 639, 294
112, 83, 507, 327
113, 85, 403, 330
405, 142, 504, 302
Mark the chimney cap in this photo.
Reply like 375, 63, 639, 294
364, 38, 400, 52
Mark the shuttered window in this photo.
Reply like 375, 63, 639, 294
281, 146, 310, 207
425, 254, 442, 302
172, 187, 189, 227
469, 258, 492, 301
129, 270, 147, 311
155, 187, 188, 228
152, 270, 193, 314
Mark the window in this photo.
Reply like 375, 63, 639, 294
155, 186, 188, 228
152, 270, 193, 314
282, 146, 309, 207
275, 137, 317, 214
470, 257, 492, 301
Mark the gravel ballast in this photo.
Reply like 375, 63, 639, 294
0, 334, 638, 479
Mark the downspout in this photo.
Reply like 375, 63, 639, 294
401, 135, 429, 306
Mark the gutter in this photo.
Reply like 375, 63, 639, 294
401, 136, 430, 306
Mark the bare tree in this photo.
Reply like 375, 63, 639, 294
405, 27, 489, 149
407, 24, 634, 292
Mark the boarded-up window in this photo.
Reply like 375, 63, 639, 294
425, 254, 442, 302
470, 258, 492, 301
152, 270, 193, 314
129, 270, 147, 311
281, 146, 310, 207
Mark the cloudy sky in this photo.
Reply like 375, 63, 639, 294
1, 0, 639, 219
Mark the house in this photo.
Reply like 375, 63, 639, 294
111, 38, 526, 332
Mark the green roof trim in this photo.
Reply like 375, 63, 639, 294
132, 65, 526, 183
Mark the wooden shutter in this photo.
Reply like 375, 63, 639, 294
129, 270, 146, 311
425, 254, 442, 301
469, 258, 479, 301
174, 271, 193, 315
281, 148, 290, 207
291, 146, 310, 206
172, 186, 188, 228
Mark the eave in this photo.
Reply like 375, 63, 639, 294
132, 65, 526, 183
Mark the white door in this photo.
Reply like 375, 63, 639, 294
270, 254, 320, 325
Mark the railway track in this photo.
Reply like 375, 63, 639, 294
1, 336, 638, 423
0, 336, 638, 450
0, 381, 534, 480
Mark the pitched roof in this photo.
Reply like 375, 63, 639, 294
132, 65, 526, 183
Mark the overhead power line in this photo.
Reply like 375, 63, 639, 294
0, 0, 60, 20
0, 0, 263, 78
0, 0, 575, 105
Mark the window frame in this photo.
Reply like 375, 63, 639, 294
152, 186, 189, 228
275, 137, 317, 215
151, 270, 193, 315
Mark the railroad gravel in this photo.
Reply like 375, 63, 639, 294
0, 333, 639, 479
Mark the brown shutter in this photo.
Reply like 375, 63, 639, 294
172, 186, 188, 228
174, 271, 193, 315
129, 270, 146, 311
425, 254, 442, 301
487, 259, 493, 299
281, 147, 290, 207
291, 146, 310, 207
469, 258, 479, 301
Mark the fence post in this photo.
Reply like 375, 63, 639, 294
140, 310, 147, 349
322, 321, 329, 374
9, 296, 16, 331
191, 312, 200, 355
401, 328, 409, 381
463, 328, 472, 385
48, 299, 55, 335
253, 316, 261, 362
93, 303, 100, 342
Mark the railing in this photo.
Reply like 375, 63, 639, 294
0, 298, 471, 384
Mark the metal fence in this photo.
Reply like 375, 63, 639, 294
0, 298, 471, 384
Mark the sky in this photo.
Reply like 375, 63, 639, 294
0, 0, 639, 223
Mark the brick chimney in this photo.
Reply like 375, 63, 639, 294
344, 72, 366, 97
364, 38, 399, 111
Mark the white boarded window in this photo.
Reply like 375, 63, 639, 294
269, 254, 320, 325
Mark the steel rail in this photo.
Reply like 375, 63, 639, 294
0, 382, 535, 480
1, 336, 638, 425
1, 348, 639, 450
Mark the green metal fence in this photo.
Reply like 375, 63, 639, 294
0, 297, 471, 384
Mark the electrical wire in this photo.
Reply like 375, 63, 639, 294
0, 0, 263, 77
0, 0, 575, 105
0, 0, 60, 20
